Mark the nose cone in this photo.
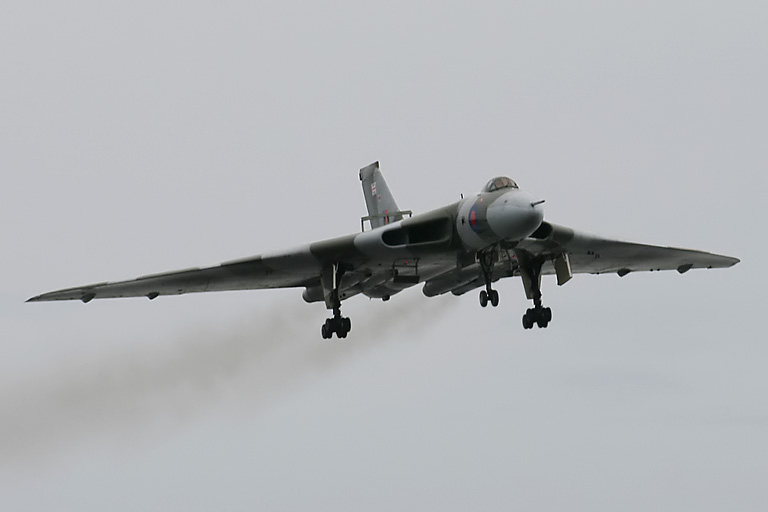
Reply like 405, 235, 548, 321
486, 190, 544, 241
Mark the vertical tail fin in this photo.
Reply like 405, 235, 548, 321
359, 161, 403, 229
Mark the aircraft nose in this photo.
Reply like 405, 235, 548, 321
487, 190, 544, 241
518, 191, 545, 235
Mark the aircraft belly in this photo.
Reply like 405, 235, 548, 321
353, 255, 458, 300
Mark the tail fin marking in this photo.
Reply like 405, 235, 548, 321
359, 162, 404, 229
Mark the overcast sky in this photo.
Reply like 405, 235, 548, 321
1, 1, 766, 510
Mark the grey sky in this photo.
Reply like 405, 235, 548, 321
1, 1, 766, 510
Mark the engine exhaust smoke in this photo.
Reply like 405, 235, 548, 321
0, 292, 455, 466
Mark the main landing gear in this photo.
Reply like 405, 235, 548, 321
478, 249, 500, 308
520, 256, 552, 329
321, 263, 352, 339
321, 305, 351, 339
522, 305, 552, 329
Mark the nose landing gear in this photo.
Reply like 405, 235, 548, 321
478, 248, 500, 308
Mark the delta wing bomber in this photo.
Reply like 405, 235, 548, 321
29, 162, 739, 338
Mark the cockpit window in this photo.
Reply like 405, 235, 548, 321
484, 176, 518, 193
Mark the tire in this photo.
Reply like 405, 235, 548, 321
479, 290, 488, 308
522, 313, 533, 329
343, 317, 351, 333
490, 290, 499, 307
321, 324, 330, 339
536, 315, 548, 329
543, 307, 552, 323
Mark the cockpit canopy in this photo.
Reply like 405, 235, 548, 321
483, 176, 518, 193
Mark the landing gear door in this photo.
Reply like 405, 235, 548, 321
555, 252, 572, 286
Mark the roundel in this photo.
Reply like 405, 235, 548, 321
468, 204, 480, 232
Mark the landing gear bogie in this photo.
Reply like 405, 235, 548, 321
322, 314, 351, 339
522, 306, 551, 330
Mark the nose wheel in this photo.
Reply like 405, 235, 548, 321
479, 289, 499, 308
478, 248, 500, 308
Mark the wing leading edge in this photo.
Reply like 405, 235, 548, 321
26, 255, 314, 303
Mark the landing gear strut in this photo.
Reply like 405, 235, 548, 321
321, 263, 352, 339
478, 248, 500, 308
519, 255, 552, 329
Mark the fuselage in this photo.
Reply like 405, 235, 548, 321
347, 178, 544, 299
355, 179, 543, 256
